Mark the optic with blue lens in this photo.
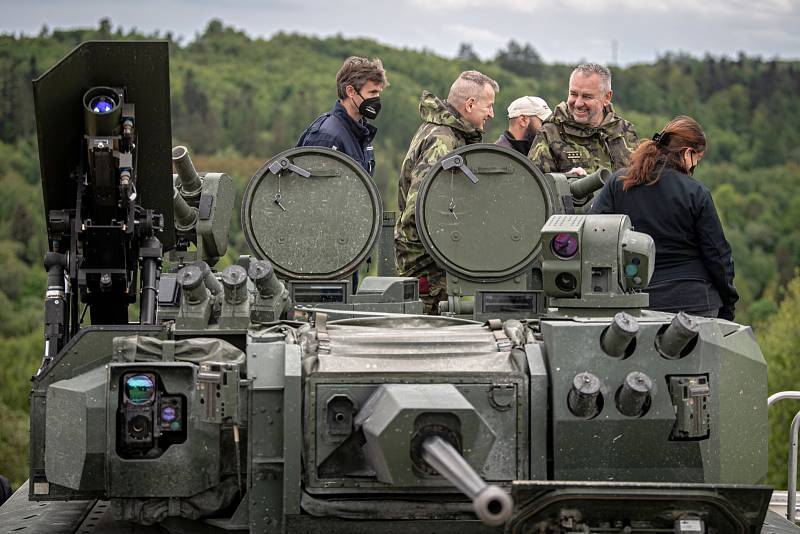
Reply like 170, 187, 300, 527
161, 405, 178, 422
624, 256, 642, 278
90, 95, 116, 114
125, 374, 155, 404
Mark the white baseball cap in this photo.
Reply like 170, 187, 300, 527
507, 96, 552, 120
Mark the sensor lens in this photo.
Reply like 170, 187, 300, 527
128, 414, 151, 439
551, 233, 578, 259
125, 374, 155, 404
161, 405, 178, 422
555, 272, 578, 292
90, 95, 115, 114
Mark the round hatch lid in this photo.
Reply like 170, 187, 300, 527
416, 144, 557, 282
241, 147, 382, 280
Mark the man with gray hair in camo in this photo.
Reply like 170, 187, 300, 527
528, 63, 639, 176
395, 70, 499, 314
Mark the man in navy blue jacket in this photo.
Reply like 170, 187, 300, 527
297, 56, 388, 176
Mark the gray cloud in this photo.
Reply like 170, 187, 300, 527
1, 0, 798, 64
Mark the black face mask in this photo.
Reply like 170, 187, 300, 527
356, 92, 381, 120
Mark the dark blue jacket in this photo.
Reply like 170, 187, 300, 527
590, 167, 738, 320
296, 101, 377, 176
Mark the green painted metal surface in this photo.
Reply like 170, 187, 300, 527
241, 147, 381, 280
417, 144, 556, 282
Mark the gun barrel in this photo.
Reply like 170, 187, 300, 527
172, 145, 202, 197
569, 167, 611, 199
421, 436, 513, 526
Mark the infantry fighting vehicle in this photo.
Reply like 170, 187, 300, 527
1, 41, 799, 534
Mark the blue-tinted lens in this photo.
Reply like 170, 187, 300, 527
552, 233, 579, 259
125, 374, 155, 404
92, 96, 114, 114
161, 405, 177, 422
625, 264, 639, 277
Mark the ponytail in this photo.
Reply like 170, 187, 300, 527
621, 115, 707, 191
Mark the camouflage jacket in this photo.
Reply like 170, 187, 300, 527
395, 91, 483, 278
527, 102, 638, 174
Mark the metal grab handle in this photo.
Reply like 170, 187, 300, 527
471, 165, 512, 174
768, 391, 800, 406
302, 168, 341, 177
441, 155, 479, 184
788, 411, 800, 523
767, 391, 800, 522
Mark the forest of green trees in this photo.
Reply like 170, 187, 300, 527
1, 19, 799, 491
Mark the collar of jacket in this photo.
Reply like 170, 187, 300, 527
332, 100, 378, 142
418, 90, 483, 143
549, 101, 624, 138
502, 130, 534, 154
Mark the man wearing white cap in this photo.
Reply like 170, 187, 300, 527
495, 96, 551, 155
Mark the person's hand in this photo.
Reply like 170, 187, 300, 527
719, 305, 735, 321
566, 167, 587, 176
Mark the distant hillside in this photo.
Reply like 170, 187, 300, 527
0, 19, 799, 488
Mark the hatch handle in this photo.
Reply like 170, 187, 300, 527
268, 158, 311, 178
442, 155, 479, 184
472, 165, 512, 174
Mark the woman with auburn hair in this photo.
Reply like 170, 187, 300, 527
590, 115, 738, 320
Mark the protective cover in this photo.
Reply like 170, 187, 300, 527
241, 147, 382, 280
112, 335, 245, 366
33, 40, 175, 250
416, 144, 557, 282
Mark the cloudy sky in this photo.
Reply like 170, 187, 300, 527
2, 0, 798, 65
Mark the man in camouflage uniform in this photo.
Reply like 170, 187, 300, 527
395, 71, 499, 314
528, 63, 638, 175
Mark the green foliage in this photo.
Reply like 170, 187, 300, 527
1, 19, 800, 486
495, 40, 543, 77
696, 163, 800, 323
763, 274, 800, 488
0, 330, 41, 411
456, 43, 479, 62
0, 402, 29, 490
0, 328, 40, 489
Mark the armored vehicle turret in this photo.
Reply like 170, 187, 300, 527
240, 146, 423, 320
1, 41, 798, 534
